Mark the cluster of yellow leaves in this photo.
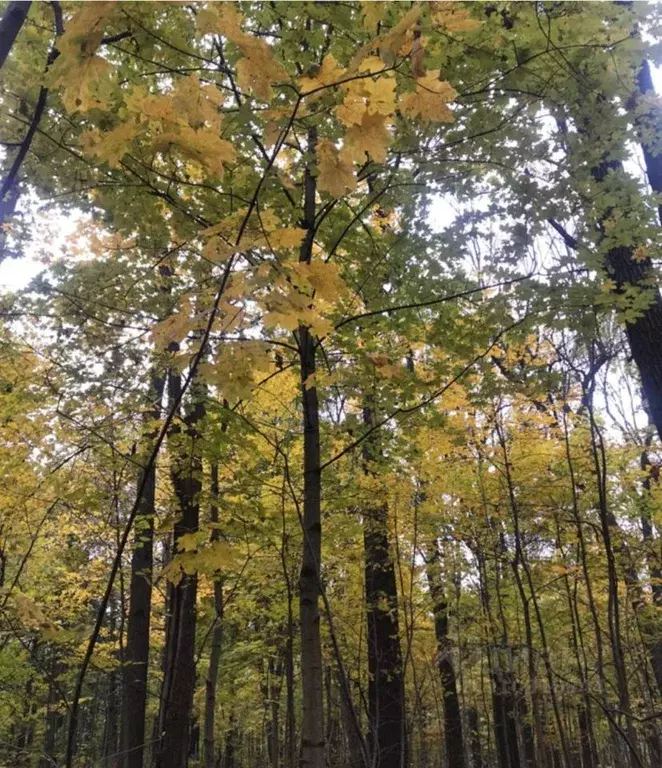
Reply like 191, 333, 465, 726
198, 341, 272, 401
48, 1, 116, 113
197, 4, 287, 99
161, 536, 235, 584
299, 54, 346, 95
401, 71, 457, 123
317, 139, 356, 197
82, 75, 234, 177
201, 208, 306, 262
13, 593, 61, 641
430, 2, 483, 33
262, 260, 344, 337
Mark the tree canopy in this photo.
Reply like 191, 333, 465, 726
1, 3, 662, 768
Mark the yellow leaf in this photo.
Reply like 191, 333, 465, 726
263, 311, 300, 332
299, 54, 346, 95
340, 112, 392, 164
317, 139, 356, 197
267, 228, 307, 250
411, 33, 426, 77
202, 238, 234, 264
379, 6, 422, 66
153, 126, 235, 177
361, 1, 387, 31
336, 64, 395, 126
55, 1, 115, 59
208, 5, 287, 99
80, 121, 140, 166
430, 2, 483, 32
400, 71, 457, 123
292, 261, 344, 301
55, 54, 113, 112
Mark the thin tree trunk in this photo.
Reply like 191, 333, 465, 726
636, 57, 662, 224
426, 540, 465, 768
0, 1, 31, 71
122, 373, 165, 768
155, 371, 203, 768
204, 461, 224, 768
362, 402, 406, 768
297, 125, 325, 768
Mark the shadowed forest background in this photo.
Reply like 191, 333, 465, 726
2, 2, 662, 768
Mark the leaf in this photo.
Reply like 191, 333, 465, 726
336, 63, 395, 126
53, 55, 114, 113
299, 54, 346, 95
80, 122, 140, 167
316, 140, 356, 197
153, 126, 235, 178
292, 261, 344, 301
361, 1, 387, 31
411, 31, 426, 77
267, 228, 307, 250
400, 71, 457, 123
341, 112, 392, 164
204, 5, 287, 100
379, 6, 422, 66
47, 1, 116, 113
430, 2, 483, 32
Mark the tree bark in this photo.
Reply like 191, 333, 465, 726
426, 540, 465, 768
122, 373, 165, 768
155, 371, 203, 768
361, 402, 406, 768
0, 1, 31, 71
298, 125, 325, 768
204, 461, 223, 768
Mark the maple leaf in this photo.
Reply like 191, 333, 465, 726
337, 62, 395, 126
430, 2, 483, 32
379, 6, 422, 66
203, 238, 234, 264
153, 126, 235, 178
341, 112, 392, 164
316, 140, 356, 197
51, 54, 114, 113
401, 71, 457, 123
299, 54, 346, 95
292, 261, 344, 301
361, 1, 387, 31
80, 122, 141, 167
267, 228, 307, 250
204, 5, 287, 100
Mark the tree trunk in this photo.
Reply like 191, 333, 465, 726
426, 540, 465, 768
0, 1, 31, 71
298, 125, 325, 768
122, 373, 165, 768
362, 402, 406, 768
204, 461, 224, 768
636, 58, 662, 224
155, 371, 203, 768
466, 708, 483, 768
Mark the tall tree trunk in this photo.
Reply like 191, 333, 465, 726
204, 461, 224, 768
122, 373, 165, 768
0, 1, 31, 71
578, 95, 662, 442
466, 708, 483, 768
362, 402, 406, 768
425, 540, 465, 768
635, 58, 662, 224
639, 435, 662, 693
297, 125, 325, 768
155, 371, 203, 768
